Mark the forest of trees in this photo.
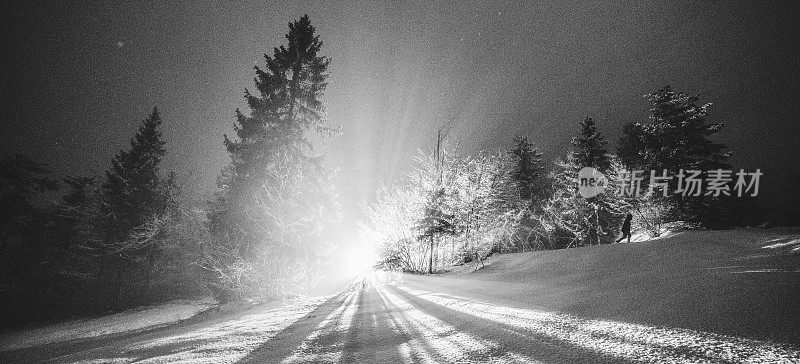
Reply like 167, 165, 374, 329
0, 15, 339, 327
359, 86, 759, 273
0, 108, 190, 326
0, 16, 762, 327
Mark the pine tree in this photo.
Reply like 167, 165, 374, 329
617, 86, 729, 224
222, 14, 331, 189
101, 107, 174, 308
103, 107, 171, 243
645, 86, 728, 172
510, 136, 543, 200
546, 118, 627, 246
573, 117, 611, 172
208, 15, 337, 300
546, 152, 586, 248
617, 87, 728, 174
575, 117, 624, 244
617, 122, 648, 169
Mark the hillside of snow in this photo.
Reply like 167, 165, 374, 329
407, 228, 800, 346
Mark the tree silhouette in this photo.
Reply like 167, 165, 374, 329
208, 15, 337, 301
101, 107, 174, 308
573, 117, 611, 172
103, 107, 171, 243
618, 86, 730, 224
510, 136, 543, 200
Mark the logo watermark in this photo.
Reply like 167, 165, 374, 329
578, 167, 607, 198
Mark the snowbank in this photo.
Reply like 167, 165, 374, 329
409, 228, 800, 346
0, 298, 214, 351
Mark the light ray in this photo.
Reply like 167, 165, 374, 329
376, 286, 539, 363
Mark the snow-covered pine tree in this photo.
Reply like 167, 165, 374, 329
617, 122, 648, 170
207, 15, 338, 301
573, 117, 611, 173
547, 118, 627, 247
617, 86, 729, 225
510, 136, 543, 200
645, 86, 728, 173
546, 152, 586, 248
506, 136, 548, 250
575, 117, 626, 244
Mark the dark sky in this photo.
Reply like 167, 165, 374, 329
3, 1, 800, 230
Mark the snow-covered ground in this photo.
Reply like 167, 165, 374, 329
0, 296, 333, 363
0, 298, 215, 352
1, 228, 798, 363
431, 228, 800, 346
396, 286, 799, 362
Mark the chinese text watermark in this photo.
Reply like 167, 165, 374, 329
578, 168, 762, 198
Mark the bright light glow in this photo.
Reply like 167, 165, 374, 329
342, 245, 378, 277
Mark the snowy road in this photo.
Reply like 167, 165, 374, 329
236, 276, 800, 363
4, 231, 800, 363
3, 274, 800, 363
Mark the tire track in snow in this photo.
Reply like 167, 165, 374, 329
394, 286, 800, 363
280, 289, 361, 363
261, 279, 540, 363
30, 277, 799, 363
375, 285, 538, 363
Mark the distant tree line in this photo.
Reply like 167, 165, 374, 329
359, 85, 763, 273
0, 108, 191, 327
